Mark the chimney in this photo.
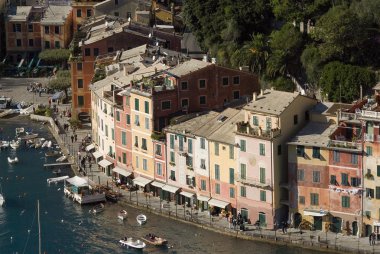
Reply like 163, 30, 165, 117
260, 89, 264, 96
253, 92, 257, 101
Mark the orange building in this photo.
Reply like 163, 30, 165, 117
71, 0, 103, 32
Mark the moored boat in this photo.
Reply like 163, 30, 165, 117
136, 214, 147, 225
10, 140, 20, 149
0, 193, 4, 206
15, 127, 25, 136
117, 210, 128, 220
143, 234, 168, 246
41, 140, 48, 148
89, 203, 105, 214
119, 237, 146, 249
45, 150, 60, 157
56, 155, 67, 162
47, 141, 52, 148
7, 156, 19, 164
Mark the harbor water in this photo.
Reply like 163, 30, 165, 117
0, 117, 321, 254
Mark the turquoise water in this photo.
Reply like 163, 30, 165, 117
0, 117, 320, 254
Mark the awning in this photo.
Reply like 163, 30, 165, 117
98, 159, 113, 168
86, 144, 95, 152
303, 209, 328, 217
180, 191, 195, 198
151, 181, 165, 188
208, 198, 230, 209
112, 166, 132, 177
92, 151, 103, 159
65, 176, 88, 187
197, 195, 210, 202
133, 176, 152, 187
162, 184, 179, 194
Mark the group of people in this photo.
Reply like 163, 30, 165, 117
228, 212, 246, 230
27, 82, 48, 96
369, 232, 377, 246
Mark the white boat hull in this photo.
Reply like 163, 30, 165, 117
7, 157, 19, 164
119, 238, 146, 249
118, 210, 128, 220
136, 214, 147, 225
0, 194, 4, 206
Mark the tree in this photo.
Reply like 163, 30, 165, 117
319, 62, 376, 103
39, 49, 70, 68
301, 45, 323, 89
48, 70, 71, 100
271, 0, 332, 21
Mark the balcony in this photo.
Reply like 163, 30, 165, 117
328, 140, 361, 151
236, 175, 272, 190
361, 110, 380, 120
236, 122, 280, 140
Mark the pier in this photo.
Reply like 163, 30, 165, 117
43, 162, 73, 168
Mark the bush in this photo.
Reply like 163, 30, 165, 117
45, 108, 53, 117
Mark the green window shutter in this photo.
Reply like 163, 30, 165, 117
260, 167, 265, 184
229, 168, 234, 184
215, 142, 219, 155
144, 101, 149, 114
229, 145, 234, 159
330, 175, 336, 185
170, 135, 174, 149
188, 139, 193, 154
135, 98, 139, 111
377, 165, 380, 177
260, 190, 266, 201
376, 187, 380, 199
126, 114, 130, 124
121, 131, 126, 145
215, 165, 220, 180
240, 164, 246, 179
240, 140, 246, 152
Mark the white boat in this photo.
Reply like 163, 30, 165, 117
7, 157, 19, 164
41, 140, 48, 148
136, 214, 147, 225
52, 169, 61, 175
0, 96, 11, 109
34, 141, 42, 149
47, 175, 69, 185
0, 184, 4, 206
119, 237, 146, 249
89, 203, 105, 214
56, 155, 67, 162
47, 141, 52, 148
1, 141, 9, 148
118, 210, 128, 220
10, 140, 20, 149
15, 127, 25, 136
64, 176, 106, 204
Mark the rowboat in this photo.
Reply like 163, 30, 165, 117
89, 203, 105, 214
136, 214, 147, 225
117, 210, 128, 220
56, 155, 67, 162
119, 237, 146, 249
7, 157, 19, 164
143, 234, 168, 246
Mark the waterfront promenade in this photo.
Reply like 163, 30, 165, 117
2, 77, 380, 254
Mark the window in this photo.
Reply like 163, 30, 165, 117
170, 151, 175, 163
199, 96, 206, 105
126, 114, 130, 125
351, 154, 358, 164
44, 26, 50, 34
200, 159, 206, 169
120, 131, 126, 145
181, 81, 188, 90
312, 171, 320, 183
330, 175, 337, 185
252, 116, 259, 126
93, 48, 99, 56
342, 196, 350, 208
122, 152, 126, 164
341, 173, 349, 186
229, 187, 235, 198
86, 9, 92, 17
143, 159, 147, 170
105, 125, 108, 137
170, 134, 174, 149
156, 163, 162, 175
229, 168, 234, 184
201, 180, 206, 190
351, 177, 360, 187
181, 99, 189, 108
13, 23, 21, 32
312, 147, 320, 159
134, 115, 140, 126
28, 39, 33, 47
367, 146, 373, 156
145, 117, 149, 130
170, 170, 175, 181
142, 138, 147, 150
233, 76, 240, 85
260, 167, 265, 184
134, 136, 138, 147
333, 151, 340, 162
134, 98, 139, 111
310, 193, 319, 206
199, 79, 206, 89
215, 164, 220, 180
54, 26, 60, 34
233, 90, 240, 100
376, 187, 380, 199
77, 79, 83, 89
45, 41, 50, 48
200, 138, 205, 149
366, 188, 374, 198
84, 48, 90, 56
299, 196, 305, 204
77, 9, 82, 17
162, 101, 171, 110
240, 140, 246, 152
28, 24, 33, 32
296, 145, 305, 157
259, 213, 266, 226
114, 12, 119, 16
294, 115, 298, 125
222, 77, 229, 86
240, 163, 246, 179
214, 142, 219, 155
111, 128, 114, 140
229, 145, 234, 159
215, 183, 220, 194
188, 139, 193, 154
155, 144, 162, 156
16, 39, 21, 47
266, 117, 272, 131
77, 63, 82, 71
144, 101, 149, 114
260, 190, 266, 201
259, 143, 265, 156
378, 165, 380, 177
179, 136, 184, 151
297, 169, 304, 181
240, 186, 246, 197
78, 96, 84, 106
116, 111, 120, 121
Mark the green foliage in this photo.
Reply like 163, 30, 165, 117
38, 49, 70, 64
319, 62, 376, 103
271, 77, 294, 92
301, 45, 323, 86
48, 70, 71, 99
92, 68, 106, 83
69, 117, 81, 130
44, 108, 53, 117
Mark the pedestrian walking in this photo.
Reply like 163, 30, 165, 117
370, 233, 373, 246
74, 134, 77, 142
71, 135, 74, 143
78, 152, 81, 161
372, 232, 376, 245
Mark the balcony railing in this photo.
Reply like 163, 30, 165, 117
328, 140, 361, 150
361, 110, 380, 119
236, 122, 281, 140
236, 174, 272, 190
339, 112, 358, 121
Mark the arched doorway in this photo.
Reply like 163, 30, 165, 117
294, 213, 302, 228
352, 221, 358, 236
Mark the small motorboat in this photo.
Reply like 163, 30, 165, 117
47, 141, 52, 148
89, 203, 105, 214
15, 127, 25, 136
27, 139, 34, 144
34, 141, 42, 149
117, 210, 128, 220
143, 234, 168, 246
7, 157, 19, 164
1, 141, 9, 148
136, 214, 147, 225
56, 155, 67, 162
41, 140, 48, 148
119, 237, 146, 249
45, 150, 60, 157
0, 193, 4, 206
10, 140, 20, 149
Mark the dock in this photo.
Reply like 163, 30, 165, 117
43, 162, 73, 168
0, 109, 17, 118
